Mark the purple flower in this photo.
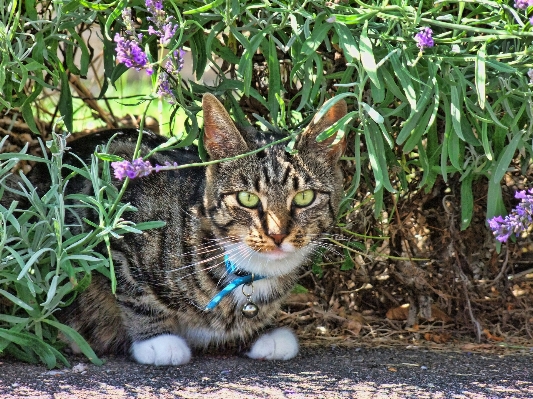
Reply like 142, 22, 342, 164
111, 158, 178, 180
414, 27, 434, 50
515, 0, 533, 9
159, 21, 178, 46
145, 0, 178, 46
528, 69, 533, 84
156, 48, 185, 103
488, 189, 533, 243
114, 33, 152, 74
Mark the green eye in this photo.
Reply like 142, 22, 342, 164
237, 191, 260, 208
293, 189, 315, 207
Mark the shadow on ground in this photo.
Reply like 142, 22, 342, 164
1, 346, 532, 398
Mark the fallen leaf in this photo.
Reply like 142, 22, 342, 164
285, 293, 319, 307
460, 343, 494, 351
385, 304, 452, 322
483, 329, 505, 342
424, 332, 451, 344
429, 305, 453, 323
386, 304, 410, 320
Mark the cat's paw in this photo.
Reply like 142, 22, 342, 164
247, 327, 299, 360
131, 334, 191, 366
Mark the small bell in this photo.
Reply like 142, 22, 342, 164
242, 301, 259, 318
241, 278, 259, 318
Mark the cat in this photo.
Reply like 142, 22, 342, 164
43, 94, 347, 365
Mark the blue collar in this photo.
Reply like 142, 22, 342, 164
204, 255, 265, 311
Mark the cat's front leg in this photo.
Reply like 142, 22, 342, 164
131, 334, 192, 366
247, 327, 299, 360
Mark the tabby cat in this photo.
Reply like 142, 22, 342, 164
58, 94, 347, 365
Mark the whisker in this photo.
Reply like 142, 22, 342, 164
177, 236, 240, 258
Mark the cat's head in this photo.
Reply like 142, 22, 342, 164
202, 94, 347, 277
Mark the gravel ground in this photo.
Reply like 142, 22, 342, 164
1, 346, 532, 398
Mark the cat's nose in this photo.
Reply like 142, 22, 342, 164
269, 233, 287, 245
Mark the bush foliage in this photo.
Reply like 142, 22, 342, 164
1, 0, 533, 365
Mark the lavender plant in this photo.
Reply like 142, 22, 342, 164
0, 133, 165, 367
112, 1, 184, 105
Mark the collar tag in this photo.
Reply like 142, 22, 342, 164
204, 255, 264, 311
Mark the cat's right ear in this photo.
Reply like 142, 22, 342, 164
297, 99, 348, 161
202, 94, 249, 160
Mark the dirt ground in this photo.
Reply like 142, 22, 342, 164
1, 345, 533, 398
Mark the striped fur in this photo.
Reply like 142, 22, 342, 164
60, 94, 347, 361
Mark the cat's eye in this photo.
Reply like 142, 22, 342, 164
237, 191, 260, 208
293, 189, 315, 207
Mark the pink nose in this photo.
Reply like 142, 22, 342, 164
269, 234, 287, 245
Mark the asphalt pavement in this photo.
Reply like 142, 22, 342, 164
1, 345, 532, 398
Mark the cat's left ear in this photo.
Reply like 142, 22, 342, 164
202, 93, 249, 160
297, 99, 348, 161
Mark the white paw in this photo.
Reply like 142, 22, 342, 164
131, 334, 191, 366
247, 327, 299, 360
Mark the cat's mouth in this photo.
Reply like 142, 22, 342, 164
225, 242, 311, 277
259, 248, 291, 260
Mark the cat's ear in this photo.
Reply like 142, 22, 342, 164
202, 94, 249, 160
297, 99, 348, 161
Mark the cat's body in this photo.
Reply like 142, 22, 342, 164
32, 94, 347, 365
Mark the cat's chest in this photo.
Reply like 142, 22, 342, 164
229, 278, 279, 305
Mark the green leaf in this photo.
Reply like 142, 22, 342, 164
292, 284, 309, 294
21, 103, 40, 134
95, 153, 123, 162
79, 0, 113, 10
332, 12, 378, 25
397, 76, 435, 145
403, 80, 439, 154
359, 20, 381, 90
104, 0, 127, 40
334, 23, 359, 62
0, 288, 34, 311
492, 132, 523, 184
41, 319, 103, 366
267, 36, 281, 123
300, 13, 329, 56
475, 43, 486, 110
340, 249, 354, 271
58, 68, 73, 133
487, 176, 506, 220
17, 247, 56, 280
183, 0, 224, 14
238, 29, 270, 97
0, 329, 67, 368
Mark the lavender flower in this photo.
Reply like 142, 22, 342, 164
414, 27, 435, 50
114, 33, 153, 75
121, 8, 135, 35
156, 48, 185, 103
488, 189, 533, 243
145, 0, 178, 46
515, 0, 533, 9
528, 69, 533, 84
111, 158, 178, 180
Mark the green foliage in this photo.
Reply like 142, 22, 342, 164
4, 0, 533, 225
0, 134, 163, 367
106, 0, 533, 228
